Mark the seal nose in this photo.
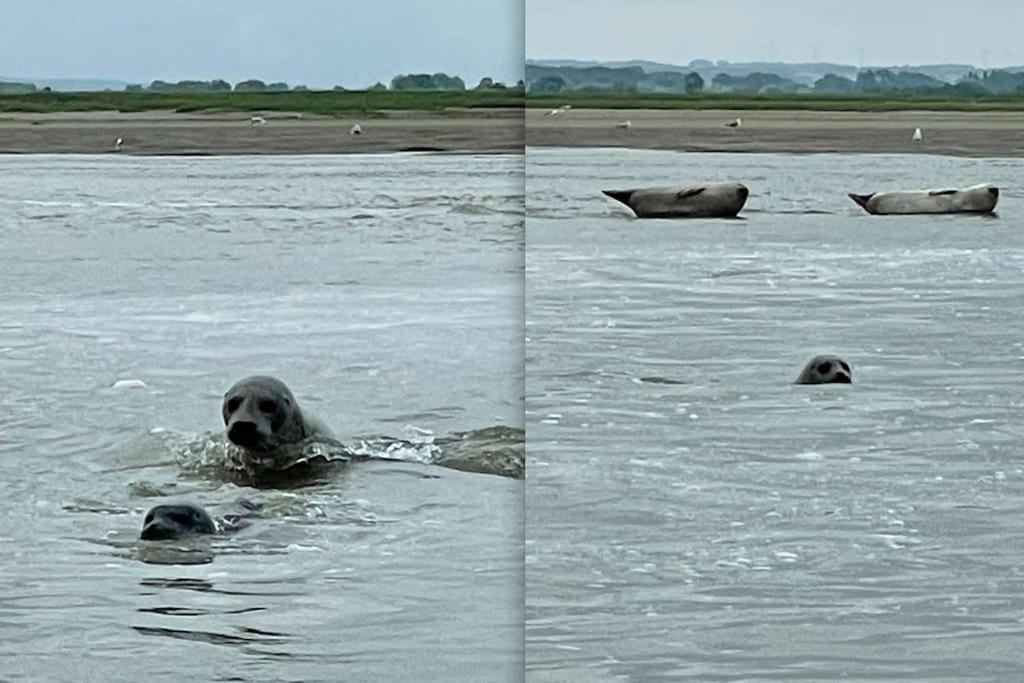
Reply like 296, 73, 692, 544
227, 420, 265, 450
737, 186, 749, 200
834, 372, 851, 384
141, 520, 175, 540
988, 187, 999, 198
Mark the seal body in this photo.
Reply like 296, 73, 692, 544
795, 354, 852, 385
848, 184, 999, 215
222, 376, 333, 454
602, 182, 749, 218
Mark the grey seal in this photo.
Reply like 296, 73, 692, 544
848, 183, 999, 215
795, 354, 852, 385
140, 500, 259, 540
602, 181, 749, 218
222, 376, 333, 454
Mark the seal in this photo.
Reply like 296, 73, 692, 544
140, 503, 216, 540
139, 500, 260, 540
222, 375, 333, 454
848, 183, 999, 215
602, 182, 749, 218
795, 354, 852, 385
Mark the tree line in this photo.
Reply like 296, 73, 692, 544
120, 74, 525, 93
526, 63, 1024, 96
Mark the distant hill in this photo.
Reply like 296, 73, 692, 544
525, 59, 1024, 96
527, 59, 986, 87
0, 77, 130, 92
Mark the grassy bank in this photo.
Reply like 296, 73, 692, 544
527, 92, 1024, 112
0, 89, 525, 114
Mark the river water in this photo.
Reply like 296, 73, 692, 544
526, 148, 1024, 680
0, 153, 524, 682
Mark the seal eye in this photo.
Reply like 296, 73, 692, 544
258, 399, 278, 414
225, 397, 241, 413
816, 361, 832, 375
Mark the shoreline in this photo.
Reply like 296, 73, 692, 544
3, 108, 1020, 158
526, 108, 1024, 158
0, 110, 524, 155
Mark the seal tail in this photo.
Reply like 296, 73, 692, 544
602, 189, 634, 207
847, 193, 874, 211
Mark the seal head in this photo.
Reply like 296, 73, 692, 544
222, 376, 310, 453
140, 503, 216, 540
795, 354, 852, 385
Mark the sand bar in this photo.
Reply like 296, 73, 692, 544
527, 108, 1024, 157
0, 109, 524, 155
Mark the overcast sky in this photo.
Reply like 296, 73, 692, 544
0, 0, 523, 87
528, 0, 1024, 67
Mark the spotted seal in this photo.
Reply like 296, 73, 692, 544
602, 181, 749, 218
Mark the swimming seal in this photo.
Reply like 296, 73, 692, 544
795, 355, 852, 385
222, 376, 333, 455
140, 500, 260, 540
140, 503, 216, 540
602, 181, 749, 218
848, 183, 999, 215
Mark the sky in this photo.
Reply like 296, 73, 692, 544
0, 0, 523, 87
527, 0, 1024, 68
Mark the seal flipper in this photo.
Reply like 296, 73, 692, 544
847, 193, 875, 211
676, 186, 706, 200
927, 189, 957, 196
602, 189, 635, 206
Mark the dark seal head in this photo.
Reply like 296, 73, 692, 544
140, 503, 216, 540
795, 354, 852, 385
222, 376, 312, 453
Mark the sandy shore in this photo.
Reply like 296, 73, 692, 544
527, 109, 1024, 157
0, 110, 524, 155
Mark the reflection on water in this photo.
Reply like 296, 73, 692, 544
0, 153, 524, 681
526, 148, 1024, 680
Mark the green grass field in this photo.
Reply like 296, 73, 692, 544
5, 89, 1024, 114
526, 92, 1024, 112
0, 89, 525, 114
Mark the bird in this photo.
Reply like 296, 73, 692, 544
546, 104, 572, 116
912, 127, 923, 141
616, 120, 632, 130
114, 137, 123, 151
249, 115, 267, 126
349, 123, 362, 135
725, 117, 742, 128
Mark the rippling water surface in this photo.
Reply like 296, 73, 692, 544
526, 148, 1024, 680
0, 153, 524, 681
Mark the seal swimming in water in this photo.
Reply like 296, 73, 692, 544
222, 375, 333, 455
795, 354, 852, 385
602, 182, 749, 218
848, 183, 998, 215
140, 500, 259, 540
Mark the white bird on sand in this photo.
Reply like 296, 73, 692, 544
725, 117, 742, 128
546, 104, 572, 116
349, 123, 362, 135
616, 120, 632, 129
912, 127, 923, 141
114, 137, 123, 151
249, 115, 267, 126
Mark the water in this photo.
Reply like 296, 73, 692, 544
526, 148, 1024, 680
0, 153, 524, 681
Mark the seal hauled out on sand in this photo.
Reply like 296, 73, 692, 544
602, 181, 749, 218
848, 183, 999, 215
140, 500, 260, 540
222, 376, 334, 455
795, 354, 853, 385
